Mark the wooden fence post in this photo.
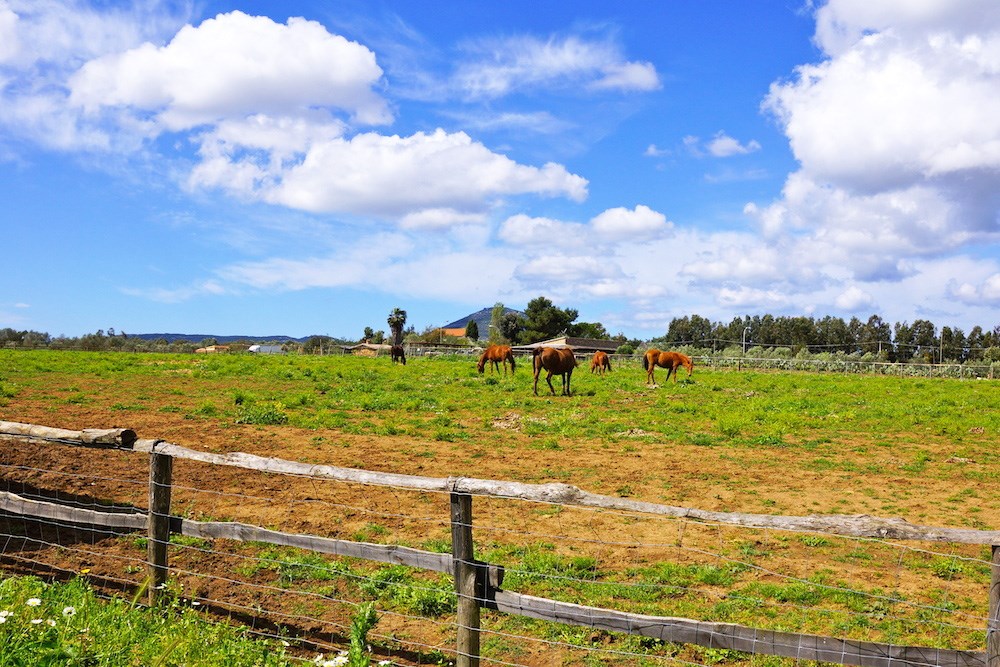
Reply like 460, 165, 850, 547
147, 446, 173, 605
450, 485, 481, 667
989, 545, 1000, 666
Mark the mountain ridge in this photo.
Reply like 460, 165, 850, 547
129, 333, 320, 344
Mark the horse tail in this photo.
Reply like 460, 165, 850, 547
509, 353, 516, 373
641, 353, 649, 371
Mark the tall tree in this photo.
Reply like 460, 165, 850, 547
489, 302, 507, 344
387, 308, 407, 346
519, 296, 578, 344
465, 319, 480, 340
499, 312, 524, 343
567, 321, 609, 339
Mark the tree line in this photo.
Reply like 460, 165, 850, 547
658, 314, 1000, 363
4, 306, 999, 363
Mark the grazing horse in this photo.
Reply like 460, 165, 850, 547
642, 349, 693, 385
390, 344, 406, 365
533, 346, 577, 396
590, 350, 611, 375
477, 345, 516, 376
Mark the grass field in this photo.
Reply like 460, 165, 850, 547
1, 349, 999, 665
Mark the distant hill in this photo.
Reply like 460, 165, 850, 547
129, 333, 315, 344
443, 307, 524, 335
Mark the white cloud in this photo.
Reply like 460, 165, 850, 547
680, 242, 787, 284
813, 0, 1000, 56
590, 205, 671, 239
765, 2, 1000, 222
454, 34, 659, 99
716, 285, 790, 310
498, 214, 583, 246
705, 132, 761, 157
0, 4, 19, 62
399, 208, 486, 230
69, 11, 390, 130
834, 285, 876, 310
588, 60, 660, 92
950, 272, 1000, 305
515, 253, 625, 284
745, 3, 1000, 299
249, 129, 588, 216
0, 1, 190, 150
644, 143, 668, 157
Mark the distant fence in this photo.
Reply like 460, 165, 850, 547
1, 420, 998, 666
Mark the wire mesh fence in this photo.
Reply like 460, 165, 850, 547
1, 421, 996, 666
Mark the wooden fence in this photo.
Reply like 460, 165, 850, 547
1, 420, 998, 666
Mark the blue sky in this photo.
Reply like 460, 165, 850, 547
3, 1, 1000, 340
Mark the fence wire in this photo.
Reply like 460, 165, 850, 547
0, 435, 993, 667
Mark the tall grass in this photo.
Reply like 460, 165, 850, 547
0, 575, 293, 666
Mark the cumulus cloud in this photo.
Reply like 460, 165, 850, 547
716, 285, 790, 310
498, 214, 583, 246
834, 285, 876, 310
949, 273, 1000, 305
764, 0, 1000, 205
737, 0, 1000, 304
515, 253, 625, 284
590, 205, 671, 238
0, 4, 19, 62
69, 11, 391, 129
705, 132, 761, 157
453, 33, 660, 99
682, 132, 760, 158
399, 208, 487, 230
250, 129, 588, 216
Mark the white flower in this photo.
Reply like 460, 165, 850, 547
47, 619, 56, 627
0, 615, 7, 624
26, 598, 41, 607
62, 606, 76, 617
31, 618, 43, 624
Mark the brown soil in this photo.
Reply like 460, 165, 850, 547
0, 373, 993, 665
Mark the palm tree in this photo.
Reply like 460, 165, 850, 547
387, 308, 407, 346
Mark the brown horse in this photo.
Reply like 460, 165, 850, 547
590, 350, 611, 375
390, 344, 406, 365
477, 344, 515, 376
533, 346, 577, 396
642, 349, 693, 384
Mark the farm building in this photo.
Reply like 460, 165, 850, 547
441, 307, 524, 339
247, 344, 285, 354
194, 345, 230, 354
342, 342, 392, 357
512, 336, 620, 354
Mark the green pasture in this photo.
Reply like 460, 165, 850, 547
2, 349, 1000, 664
3, 348, 999, 438
2, 348, 998, 487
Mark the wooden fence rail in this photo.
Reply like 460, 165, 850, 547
0, 420, 995, 667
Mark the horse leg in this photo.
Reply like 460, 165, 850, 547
546, 371, 556, 395
564, 369, 573, 396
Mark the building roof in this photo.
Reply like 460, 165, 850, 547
512, 336, 620, 353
